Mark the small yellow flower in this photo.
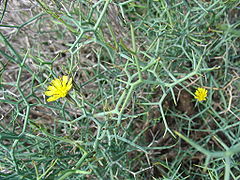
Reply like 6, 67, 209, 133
194, 87, 208, 101
45, 76, 72, 102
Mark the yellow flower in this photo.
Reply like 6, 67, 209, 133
194, 87, 208, 101
45, 76, 72, 102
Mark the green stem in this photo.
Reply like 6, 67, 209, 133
94, 0, 111, 31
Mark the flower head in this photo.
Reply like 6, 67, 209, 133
194, 87, 208, 101
45, 76, 72, 102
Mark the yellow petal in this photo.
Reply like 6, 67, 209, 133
51, 78, 62, 88
62, 76, 68, 87
47, 85, 57, 91
47, 95, 61, 102
45, 90, 57, 96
